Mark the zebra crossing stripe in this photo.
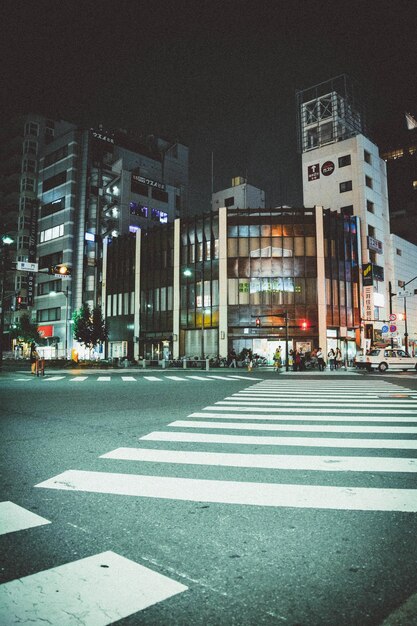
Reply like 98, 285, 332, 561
43, 376, 65, 381
193, 411, 417, 423
121, 376, 136, 381
100, 446, 417, 473
140, 430, 417, 449
0, 550, 187, 626
70, 376, 88, 382
224, 397, 417, 406
0, 502, 50, 536
211, 403, 417, 414
168, 420, 417, 434
143, 376, 163, 381
207, 375, 242, 380
226, 375, 263, 380
97, 376, 111, 382
34, 469, 417, 512
186, 375, 214, 381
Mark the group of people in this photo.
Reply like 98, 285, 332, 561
326, 347, 343, 371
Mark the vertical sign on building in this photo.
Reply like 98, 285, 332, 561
307, 164, 320, 181
26, 201, 38, 307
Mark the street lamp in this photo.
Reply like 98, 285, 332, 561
50, 285, 69, 359
183, 268, 206, 360
0, 235, 15, 368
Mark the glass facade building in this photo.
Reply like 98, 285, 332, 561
103, 206, 361, 364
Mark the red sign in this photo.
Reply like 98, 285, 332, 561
38, 325, 54, 338
307, 164, 320, 181
321, 161, 335, 176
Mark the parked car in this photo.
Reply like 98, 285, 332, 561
365, 348, 417, 372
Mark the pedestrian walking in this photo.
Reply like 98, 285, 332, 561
327, 348, 336, 371
273, 347, 282, 372
335, 347, 342, 369
30, 342, 39, 375
247, 349, 253, 372
317, 347, 325, 371
228, 349, 237, 368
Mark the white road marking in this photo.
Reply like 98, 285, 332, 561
226, 396, 417, 405
143, 376, 163, 381
164, 376, 187, 381
43, 376, 65, 381
34, 470, 417, 512
207, 375, 243, 380
70, 376, 88, 382
140, 430, 417, 449
186, 375, 214, 381
121, 376, 136, 381
193, 411, 417, 423
0, 550, 187, 626
226, 375, 263, 380
101, 446, 417, 473
211, 403, 417, 414
0, 502, 50, 536
168, 419, 417, 434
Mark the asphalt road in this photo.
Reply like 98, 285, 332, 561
1, 369, 417, 625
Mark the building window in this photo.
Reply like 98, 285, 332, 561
413, 180, 417, 189
339, 181, 352, 193
364, 150, 372, 164
23, 140, 37, 155
338, 155, 351, 167
367, 200, 374, 214
21, 177, 35, 192
340, 205, 354, 216
44, 144, 69, 167
24, 122, 39, 136
151, 188, 168, 202
396, 248, 402, 256
37, 307, 61, 322
37, 279, 62, 295
368, 225, 375, 237
22, 159, 36, 174
365, 175, 373, 189
41, 197, 66, 218
42, 171, 67, 192
39, 224, 64, 243
224, 196, 234, 207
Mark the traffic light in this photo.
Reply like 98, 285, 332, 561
48, 264, 72, 275
16, 294, 22, 310
255, 317, 261, 327
301, 320, 308, 330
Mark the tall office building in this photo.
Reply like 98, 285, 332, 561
297, 75, 392, 344
34, 125, 189, 356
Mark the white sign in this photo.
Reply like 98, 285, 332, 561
17, 261, 38, 272
397, 290, 413, 298
389, 313, 396, 321
363, 286, 374, 321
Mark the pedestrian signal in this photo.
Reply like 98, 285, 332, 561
255, 317, 261, 327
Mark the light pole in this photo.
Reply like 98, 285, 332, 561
50, 284, 69, 359
0, 235, 14, 369
398, 274, 417, 353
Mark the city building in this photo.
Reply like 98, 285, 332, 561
103, 206, 362, 365
211, 177, 265, 211
33, 126, 189, 357
296, 75, 393, 347
380, 117, 417, 245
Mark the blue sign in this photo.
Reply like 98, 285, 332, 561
381, 325, 389, 333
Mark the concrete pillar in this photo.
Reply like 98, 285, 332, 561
172, 219, 181, 358
315, 206, 327, 352
218, 206, 228, 358
133, 229, 141, 362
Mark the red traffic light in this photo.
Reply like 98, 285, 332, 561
301, 320, 308, 330
255, 317, 261, 327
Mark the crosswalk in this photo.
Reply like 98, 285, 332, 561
14, 373, 261, 383
3, 378, 417, 623
35, 378, 417, 512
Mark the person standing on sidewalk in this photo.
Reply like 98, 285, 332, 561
327, 348, 336, 371
335, 347, 342, 369
317, 347, 325, 371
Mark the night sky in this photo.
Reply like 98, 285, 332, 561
2, 0, 417, 213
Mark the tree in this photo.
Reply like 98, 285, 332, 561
11, 313, 40, 344
72, 303, 108, 352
